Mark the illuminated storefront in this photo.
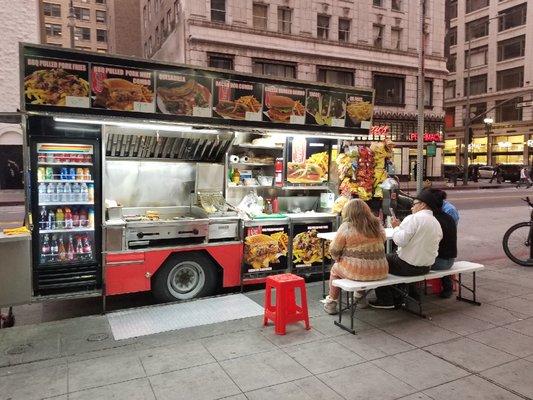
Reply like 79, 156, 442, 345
492, 135, 524, 164
470, 137, 488, 165
443, 139, 457, 165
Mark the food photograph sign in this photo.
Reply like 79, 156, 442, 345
242, 225, 289, 274
21, 44, 374, 135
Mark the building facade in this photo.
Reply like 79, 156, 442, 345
444, 0, 533, 166
141, 0, 447, 179
39, 0, 143, 56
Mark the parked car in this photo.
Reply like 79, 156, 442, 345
499, 164, 522, 183
443, 165, 464, 181
477, 165, 494, 179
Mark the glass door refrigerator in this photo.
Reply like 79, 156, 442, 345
29, 128, 102, 296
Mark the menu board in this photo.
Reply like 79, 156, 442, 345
21, 44, 374, 134
156, 71, 212, 117
91, 64, 155, 112
292, 222, 333, 268
23, 56, 90, 108
286, 137, 330, 184
243, 225, 289, 274
212, 79, 263, 121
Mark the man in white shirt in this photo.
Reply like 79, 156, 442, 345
516, 166, 531, 189
370, 189, 443, 309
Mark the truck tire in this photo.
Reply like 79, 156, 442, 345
152, 252, 218, 302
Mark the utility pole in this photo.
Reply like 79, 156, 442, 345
67, 0, 75, 48
416, 0, 425, 193
462, 27, 471, 185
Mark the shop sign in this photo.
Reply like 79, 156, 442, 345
408, 132, 442, 142
427, 142, 437, 157
370, 125, 390, 136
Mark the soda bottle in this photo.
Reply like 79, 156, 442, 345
84, 168, 91, 180
48, 209, 56, 230
41, 234, 51, 264
80, 183, 88, 202
76, 167, 84, 181
56, 183, 65, 202
64, 182, 72, 202
67, 235, 75, 261
58, 237, 66, 261
37, 167, 45, 182
82, 235, 92, 254
79, 208, 88, 227
72, 208, 80, 227
72, 182, 81, 202
87, 183, 94, 202
88, 209, 95, 228
39, 206, 48, 229
50, 235, 58, 261
64, 207, 73, 229
56, 207, 64, 229
76, 235, 83, 253
60, 167, 67, 181
45, 167, 54, 181
39, 183, 48, 203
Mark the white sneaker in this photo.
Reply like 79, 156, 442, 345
323, 296, 338, 315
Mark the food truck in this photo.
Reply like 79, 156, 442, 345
0, 43, 378, 308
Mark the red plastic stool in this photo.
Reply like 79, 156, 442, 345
263, 273, 310, 335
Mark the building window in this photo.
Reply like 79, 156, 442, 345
278, 7, 292, 34
74, 27, 91, 41
95, 0, 105, 3
497, 66, 524, 90
43, 3, 61, 17
96, 10, 106, 23
465, 16, 489, 40
317, 68, 354, 86
468, 102, 487, 122
447, 0, 458, 19
45, 23, 62, 37
74, 7, 90, 21
391, 27, 402, 50
465, 45, 488, 68
96, 29, 107, 43
448, 26, 457, 46
317, 15, 330, 39
416, 79, 433, 107
373, 74, 405, 106
496, 97, 522, 122
497, 35, 525, 61
464, 74, 487, 96
391, 0, 402, 12
338, 18, 350, 42
97, 48, 107, 53
447, 53, 456, 72
445, 80, 456, 99
466, 0, 489, 14
253, 3, 268, 30
253, 60, 296, 78
373, 0, 383, 7
208, 53, 234, 70
498, 3, 527, 32
211, 0, 225, 23
373, 24, 384, 48
445, 108, 455, 129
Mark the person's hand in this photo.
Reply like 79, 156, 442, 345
391, 217, 400, 228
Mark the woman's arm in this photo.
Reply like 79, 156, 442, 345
329, 223, 347, 261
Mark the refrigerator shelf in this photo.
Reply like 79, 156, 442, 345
38, 180, 94, 184
39, 201, 94, 206
38, 162, 93, 166
39, 228, 95, 234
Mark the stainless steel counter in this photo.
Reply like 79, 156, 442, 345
0, 232, 32, 307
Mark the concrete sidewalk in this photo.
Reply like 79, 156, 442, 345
1, 261, 533, 400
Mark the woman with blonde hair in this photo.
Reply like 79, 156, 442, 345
324, 198, 388, 314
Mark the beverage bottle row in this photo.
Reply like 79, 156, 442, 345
39, 206, 94, 230
38, 182, 94, 203
37, 167, 91, 181
40, 233, 93, 264
38, 152, 92, 164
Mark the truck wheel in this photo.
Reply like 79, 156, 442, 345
152, 252, 218, 302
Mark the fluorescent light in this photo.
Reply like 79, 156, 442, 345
483, 117, 494, 124
53, 117, 219, 134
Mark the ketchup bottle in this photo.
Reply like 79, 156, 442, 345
274, 158, 283, 187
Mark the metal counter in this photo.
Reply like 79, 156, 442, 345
0, 232, 32, 307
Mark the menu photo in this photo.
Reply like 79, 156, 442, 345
292, 222, 333, 268
346, 94, 374, 129
24, 57, 90, 108
305, 89, 347, 127
213, 79, 263, 121
263, 85, 306, 125
91, 64, 155, 112
243, 225, 289, 273
156, 70, 212, 117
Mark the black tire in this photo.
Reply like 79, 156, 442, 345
503, 221, 533, 267
152, 252, 218, 302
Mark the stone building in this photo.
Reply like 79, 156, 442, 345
444, 0, 533, 166
141, 0, 447, 179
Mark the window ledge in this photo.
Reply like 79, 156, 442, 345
496, 56, 525, 65
498, 24, 526, 35
372, 5, 387, 11
391, 9, 405, 14
465, 6, 489, 16
375, 103, 406, 107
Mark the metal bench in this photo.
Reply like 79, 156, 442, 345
331, 261, 485, 334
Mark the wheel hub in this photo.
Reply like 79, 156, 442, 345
167, 261, 206, 298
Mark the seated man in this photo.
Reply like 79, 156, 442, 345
369, 189, 443, 309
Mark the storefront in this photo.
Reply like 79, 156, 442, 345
372, 112, 445, 180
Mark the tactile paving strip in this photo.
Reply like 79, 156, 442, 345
107, 294, 264, 340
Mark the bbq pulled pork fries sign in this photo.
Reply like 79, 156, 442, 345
21, 44, 374, 134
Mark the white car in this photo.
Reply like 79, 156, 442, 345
477, 165, 494, 179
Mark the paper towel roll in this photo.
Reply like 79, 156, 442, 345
239, 156, 249, 163
230, 155, 239, 163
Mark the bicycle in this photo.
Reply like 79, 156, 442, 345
502, 197, 533, 266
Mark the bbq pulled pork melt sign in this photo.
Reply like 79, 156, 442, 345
21, 44, 374, 134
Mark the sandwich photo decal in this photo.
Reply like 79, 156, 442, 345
213, 79, 263, 121
91, 64, 154, 112
286, 137, 330, 184
24, 57, 90, 108
263, 85, 306, 124
243, 226, 289, 273
156, 71, 212, 117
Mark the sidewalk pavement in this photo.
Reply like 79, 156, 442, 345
1, 261, 533, 400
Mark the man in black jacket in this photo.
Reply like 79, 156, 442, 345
429, 189, 457, 298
